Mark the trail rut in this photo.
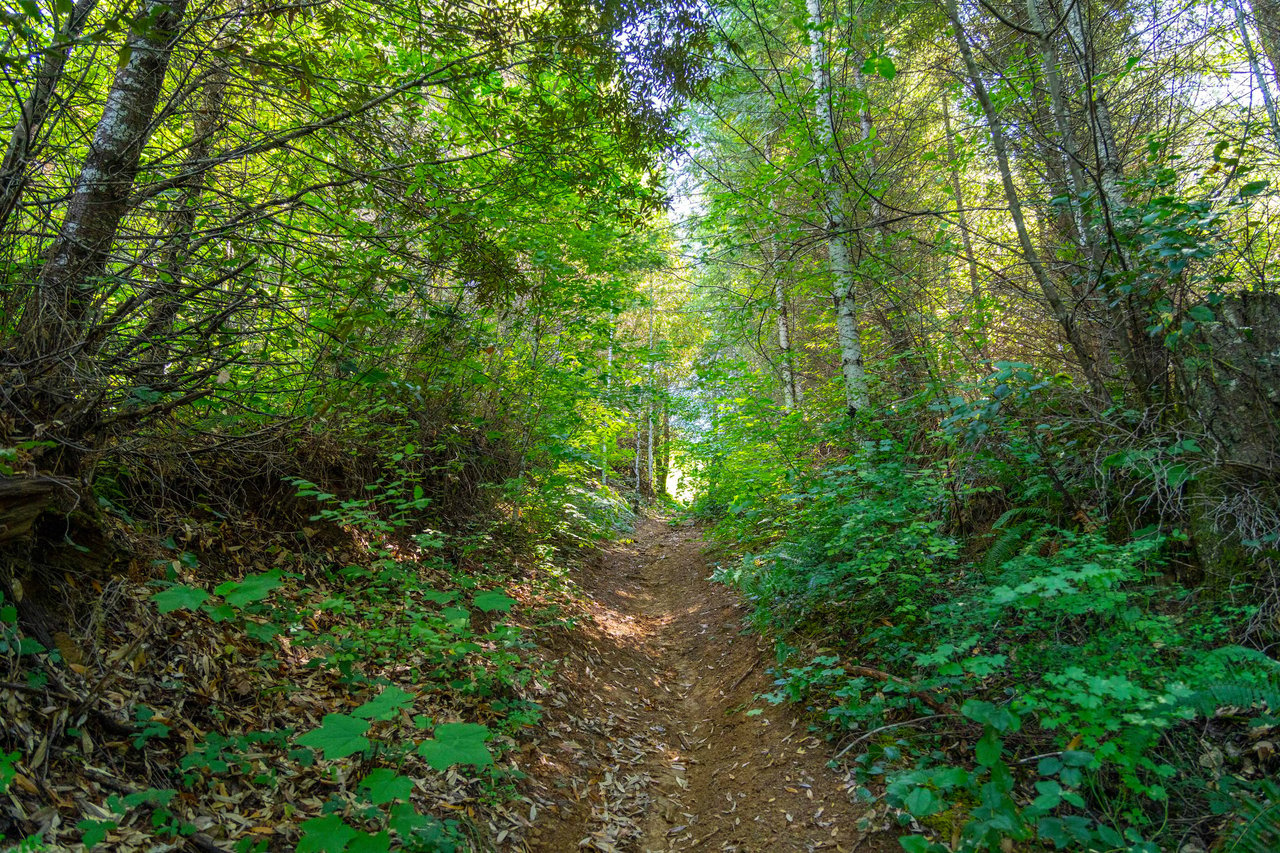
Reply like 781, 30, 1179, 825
522, 519, 902, 852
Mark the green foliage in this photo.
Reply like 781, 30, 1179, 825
700, 415, 1278, 850
0, 749, 17, 793
417, 723, 494, 771
358, 769, 414, 805
296, 714, 371, 760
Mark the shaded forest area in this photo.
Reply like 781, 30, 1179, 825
0, 0, 1278, 849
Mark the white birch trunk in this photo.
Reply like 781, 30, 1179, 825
1233, 0, 1280, 151
602, 338, 611, 486
806, 0, 869, 417
646, 298, 655, 496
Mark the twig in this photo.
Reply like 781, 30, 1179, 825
841, 665, 953, 713
730, 660, 758, 690
833, 715, 953, 760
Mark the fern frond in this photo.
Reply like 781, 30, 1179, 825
991, 506, 1049, 530
1227, 781, 1280, 853
1175, 683, 1280, 716
983, 523, 1032, 573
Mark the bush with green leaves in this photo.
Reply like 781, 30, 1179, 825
708, 426, 1279, 850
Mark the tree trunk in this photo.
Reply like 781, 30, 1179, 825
656, 401, 670, 497
1234, 0, 1280, 151
1063, 0, 1167, 405
602, 338, 611, 486
136, 61, 229, 374
941, 88, 986, 354
1251, 0, 1280, 109
24, 0, 190, 356
946, 0, 1109, 400
764, 196, 799, 412
0, 0, 99, 233
806, 0, 869, 418
646, 297, 655, 498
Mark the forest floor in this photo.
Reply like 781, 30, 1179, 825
519, 518, 903, 853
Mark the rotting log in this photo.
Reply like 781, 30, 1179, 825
0, 476, 63, 543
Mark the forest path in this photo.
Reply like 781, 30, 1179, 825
522, 519, 901, 853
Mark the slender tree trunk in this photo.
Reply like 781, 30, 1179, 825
1251, 0, 1280, 94
941, 92, 982, 311
24, 0, 190, 356
1233, 0, 1280, 151
646, 298, 655, 498
656, 401, 670, 497
137, 61, 230, 374
774, 274, 799, 412
1063, 0, 1166, 404
602, 336, 612, 486
633, 412, 641, 510
806, 0, 869, 418
1063, 1, 1127, 239
765, 197, 799, 412
856, 65, 922, 395
946, 0, 1109, 399
0, 0, 99, 233
1027, 0, 1092, 249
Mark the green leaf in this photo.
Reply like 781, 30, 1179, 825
359, 769, 414, 804
903, 786, 941, 816
354, 686, 415, 721
417, 722, 493, 771
298, 814, 357, 852
441, 606, 470, 629
961, 699, 1020, 732
347, 831, 391, 853
214, 569, 283, 607
473, 590, 515, 613
78, 819, 117, 848
1187, 304, 1215, 323
388, 803, 431, 838
1239, 179, 1270, 197
296, 714, 370, 760
899, 836, 933, 853
975, 727, 1003, 767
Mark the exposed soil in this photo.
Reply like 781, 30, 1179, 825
521, 518, 904, 852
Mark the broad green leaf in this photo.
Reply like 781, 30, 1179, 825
902, 786, 941, 816
152, 585, 209, 614
1187, 304, 1214, 323
473, 590, 515, 613
388, 803, 431, 838
417, 722, 492, 771
353, 686, 415, 720
347, 831, 391, 853
1240, 179, 1270, 197
441, 606, 470, 629
961, 699, 1019, 732
975, 727, 1003, 767
298, 814, 357, 852
214, 569, 283, 607
899, 836, 933, 853
359, 768, 414, 804
78, 819, 117, 848
296, 714, 370, 760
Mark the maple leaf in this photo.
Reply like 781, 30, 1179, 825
358, 768, 414, 805
417, 722, 493, 771
296, 714, 370, 760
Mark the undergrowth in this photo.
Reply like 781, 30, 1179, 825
0, 413, 637, 852
696, 401, 1280, 852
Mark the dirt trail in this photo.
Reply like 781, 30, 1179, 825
522, 519, 902, 852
